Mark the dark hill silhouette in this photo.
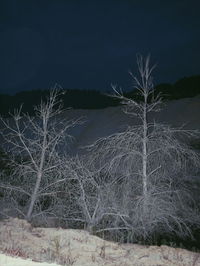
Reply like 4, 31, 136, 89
124, 75, 200, 102
154, 75, 200, 100
0, 89, 120, 116
0, 75, 199, 116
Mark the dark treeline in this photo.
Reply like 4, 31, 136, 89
0, 89, 120, 116
154, 75, 200, 100
0, 75, 200, 116
126, 75, 200, 102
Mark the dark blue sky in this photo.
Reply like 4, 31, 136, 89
0, 0, 200, 94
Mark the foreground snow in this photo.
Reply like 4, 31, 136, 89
0, 253, 60, 266
0, 218, 200, 266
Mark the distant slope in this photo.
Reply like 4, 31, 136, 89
61, 95, 200, 154
0, 95, 199, 155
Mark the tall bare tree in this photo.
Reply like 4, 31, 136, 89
0, 87, 82, 221
86, 56, 200, 240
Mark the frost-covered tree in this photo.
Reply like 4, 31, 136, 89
86, 56, 200, 240
0, 87, 82, 221
58, 155, 127, 233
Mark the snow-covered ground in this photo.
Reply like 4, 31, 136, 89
0, 218, 200, 266
0, 254, 60, 266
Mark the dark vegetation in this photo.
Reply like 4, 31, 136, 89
126, 75, 200, 102
154, 75, 200, 100
0, 75, 200, 117
0, 89, 120, 117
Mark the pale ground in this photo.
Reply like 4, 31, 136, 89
0, 218, 200, 266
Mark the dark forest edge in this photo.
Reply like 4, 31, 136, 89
0, 74, 200, 116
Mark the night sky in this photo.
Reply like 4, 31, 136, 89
0, 0, 200, 95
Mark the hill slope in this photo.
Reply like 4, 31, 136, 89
0, 218, 199, 266
63, 95, 200, 154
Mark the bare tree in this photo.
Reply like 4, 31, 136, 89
86, 55, 200, 240
56, 155, 128, 233
0, 87, 82, 221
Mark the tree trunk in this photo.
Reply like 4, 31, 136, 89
26, 171, 42, 221
142, 102, 148, 199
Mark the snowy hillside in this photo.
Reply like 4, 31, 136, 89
64, 95, 200, 154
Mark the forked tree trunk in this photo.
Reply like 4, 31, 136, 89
26, 123, 47, 221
